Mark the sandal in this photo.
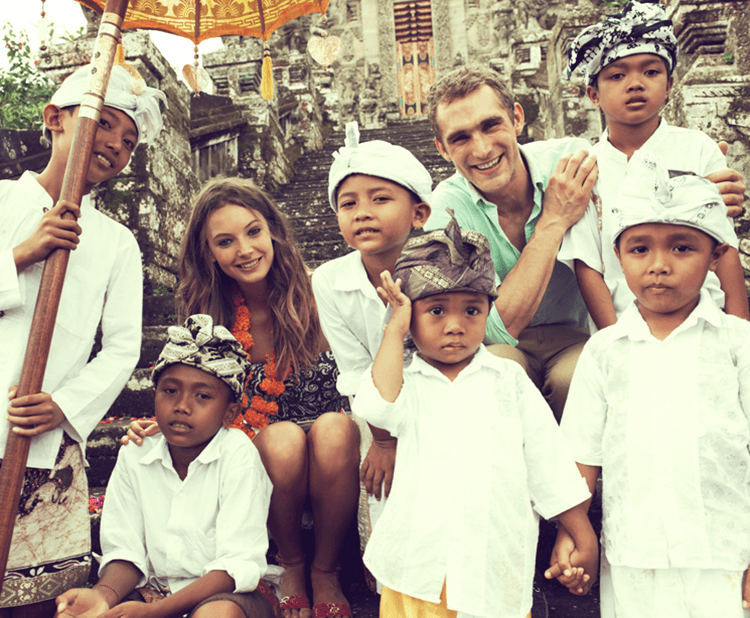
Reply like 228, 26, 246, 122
277, 555, 310, 614
310, 565, 352, 618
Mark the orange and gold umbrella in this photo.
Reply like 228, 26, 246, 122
74, 0, 336, 98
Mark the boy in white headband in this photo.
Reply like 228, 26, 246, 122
0, 64, 165, 616
559, 0, 748, 331
311, 122, 431, 591
557, 150, 750, 617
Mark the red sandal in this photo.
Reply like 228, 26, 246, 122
310, 565, 352, 618
277, 555, 311, 615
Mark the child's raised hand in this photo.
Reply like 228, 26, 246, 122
7, 385, 65, 436
377, 271, 411, 339
14, 199, 82, 272
121, 419, 160, 446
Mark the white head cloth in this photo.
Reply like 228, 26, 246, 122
327, 121, 433, 211
566, 0, 677, 85
48, 64, 167, 146
612, 150, 737, 247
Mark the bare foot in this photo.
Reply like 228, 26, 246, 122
279, 558, 311, 618
310, 565, 351, 618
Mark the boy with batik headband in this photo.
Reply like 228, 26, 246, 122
353, 215, 598, 618
0, 63, 164, 616
559, 151, 750, 617
56, 314, 280, 618
559, 0, 749, 330
311, 122, 432, 589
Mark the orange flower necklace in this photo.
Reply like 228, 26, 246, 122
227, 287, 286, 439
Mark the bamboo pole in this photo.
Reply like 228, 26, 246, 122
0, 0, 130, 590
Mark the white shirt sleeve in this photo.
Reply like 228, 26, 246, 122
0, 248, 23, 310
99, 444, 150, 586
205, 442, 272, 592
351, 368, 407, 437
558, 193, 604, 274
53, 231, 142, 443
560, 341, 607, 467
312, 266, 375, 396
513, 366, 590, 519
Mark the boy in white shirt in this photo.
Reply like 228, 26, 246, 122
311, 122, 432, 578
559, 0, 749, 330
0, 63, 164, 616
354, 215, 597, 618
558, 150, 750, 617
55, 315, 279, 618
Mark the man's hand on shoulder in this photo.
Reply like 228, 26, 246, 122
539, 150, 598, 235
711, 141, 746, 218
13, 199, 82, 272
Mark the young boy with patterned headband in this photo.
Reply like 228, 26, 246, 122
559, 0, 749, 331
311, 121, 432, 589
56, 315, 280, 618
0, 64, 164, 616
558, 151, 750, 617
353, 215, 598, 618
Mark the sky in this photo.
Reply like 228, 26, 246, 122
1, 2, 222, 78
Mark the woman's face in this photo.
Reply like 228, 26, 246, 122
205, 204, 275, 288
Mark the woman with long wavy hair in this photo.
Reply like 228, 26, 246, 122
132, 177, 359, 618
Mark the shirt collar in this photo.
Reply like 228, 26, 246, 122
609, 288, 722, 343
20, 170, 93, 211
139, 426, 229, 470
599, 118, 667, 161
405, 344, 492, 381
332, 251, 380, 299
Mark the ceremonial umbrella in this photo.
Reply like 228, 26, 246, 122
0, 0, 338, 589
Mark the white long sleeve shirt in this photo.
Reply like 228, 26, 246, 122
100, 428, 272, 593
561, 291, 750, 570
312, 250, 387, 396
0, 172, 142, 468
353, 347, 590, 618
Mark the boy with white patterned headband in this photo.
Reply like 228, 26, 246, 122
559, 151, 750, 617
0, 63, 164, 617
559, 0, 749, 331
56, 315, 281, 618
354, 215, 598, 618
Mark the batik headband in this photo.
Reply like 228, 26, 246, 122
612, 150, 737, 247
395, 211, 498, 302
566, 0, 677, 85
328, 121, 433, 211
152, 314, 251, 402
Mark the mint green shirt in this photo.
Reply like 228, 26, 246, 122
427, 138, 589, 345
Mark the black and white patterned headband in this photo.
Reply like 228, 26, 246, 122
566, 0, 677, 85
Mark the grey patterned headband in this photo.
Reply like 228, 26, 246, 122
152, 314, 251, 402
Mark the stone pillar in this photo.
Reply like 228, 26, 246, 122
36, 30, 199, 292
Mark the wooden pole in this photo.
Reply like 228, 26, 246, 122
0, 0, 130, 590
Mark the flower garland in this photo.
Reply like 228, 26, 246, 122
227, 286, 286, 439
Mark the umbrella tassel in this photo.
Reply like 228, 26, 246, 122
261, 44, 273, 100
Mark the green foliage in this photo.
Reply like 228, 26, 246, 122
724, 51, 735, 65
0, 23, 56, 130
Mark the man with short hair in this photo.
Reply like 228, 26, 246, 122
425, 65, 597, 420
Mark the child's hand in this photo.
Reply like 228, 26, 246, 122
377, 271, 411, 339
121, 419, 160, 446
545, 526, 597, 595
55, 587, 109, 617
100, 601, 154, 618
7, 386, 65, 436
14, 199, 82, 272
361, 436, 397, 500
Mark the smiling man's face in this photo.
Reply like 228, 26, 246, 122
434, 84, 525, 203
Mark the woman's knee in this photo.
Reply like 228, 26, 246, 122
308, 413, 360, 468
253, 421, 308, 483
